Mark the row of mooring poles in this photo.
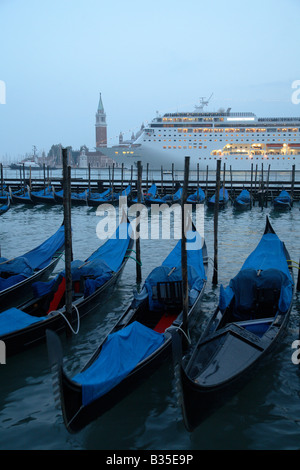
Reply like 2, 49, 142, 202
61, 155, 300, 344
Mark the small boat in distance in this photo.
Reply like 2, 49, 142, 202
233, 189, 251, 210
272, 189, 292, 210
187, 187, 205, 204
0, 197, 10, 215
9, 186, 33, 205
207, 187, 229, 209
173, 216, 294, 431
31, 186, 57, 205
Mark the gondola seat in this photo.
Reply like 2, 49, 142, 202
157, 280, 183, 308
32, 274, 66, 315
230, 268, 285, 321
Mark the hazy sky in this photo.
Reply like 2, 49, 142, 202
1, 0, 300, 161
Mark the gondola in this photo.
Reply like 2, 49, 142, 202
272, 190, 292, 210
54, 188, 88, 206
233, 189, 251, 210
0, 218, 134, 356
144, 185, 182, 206
9, 186, 33, 205
47, 222, 208, 433
87, 186, 131, 207
31, 186, 57, 205
173, 216, 294, 431
0, 196, 10, 215
187, 188, 205, 205
207, 187, 229, 209
87, 188, 112, 207
0, 191, 9, 204
112, 184, 131, 203
0, 222, 65, 311
130, 183, 157, 206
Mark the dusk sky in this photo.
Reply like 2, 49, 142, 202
1, 0, 300, 161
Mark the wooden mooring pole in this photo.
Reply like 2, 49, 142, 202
181, 156, 190, 337
0, 163, 3, 196
62, 147, 73, 327
212, 159, 221, 286
136, 161, 142, 285
291, 164, 295, 204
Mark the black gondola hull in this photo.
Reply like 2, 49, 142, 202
31, 193, 57, 205
54, 193, 87, 206
178, 311, 290, 431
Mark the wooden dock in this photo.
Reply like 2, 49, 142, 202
1, 162, 300, 204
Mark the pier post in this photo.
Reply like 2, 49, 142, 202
297, 261, 300, 291
291, 164, 295, 203
254, 164, 258, 204
250, 163, 253, 207
62, 147, 73, 328
181, 156, 190, 337
212, 160, 221, 285
230, 165, 233, 202
146, 163, 149, 193
197, 163, 199, 202
1, 163, 3, 196
265, 164, 270, 207
121, 163, 124, 192
22, 164, 25, 194
136, 161, 142, 285
43, 163, 46, 194
172, 163, 175, 202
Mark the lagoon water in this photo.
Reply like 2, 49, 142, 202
1, 177, 300, 451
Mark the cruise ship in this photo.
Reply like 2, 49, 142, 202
100, 98, 300, 170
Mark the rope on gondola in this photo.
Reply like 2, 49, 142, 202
287, 260, 300, 270
124, 255, 142, 266
166, 325, 191, 345
49, 304, 80, 335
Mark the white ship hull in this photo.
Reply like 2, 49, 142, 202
99, 103, 300, 171
100, 143, 298, 171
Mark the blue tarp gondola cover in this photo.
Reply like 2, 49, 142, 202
219, 232, 293, 314
0, 225, 65, 291
73, 321, 165, 405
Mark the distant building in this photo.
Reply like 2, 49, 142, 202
86, 150, 120, 168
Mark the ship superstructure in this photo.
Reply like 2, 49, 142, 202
99, 98, 300, 170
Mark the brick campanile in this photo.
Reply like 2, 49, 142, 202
95, 93, 107, 148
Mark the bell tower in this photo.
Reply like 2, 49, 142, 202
95, 93, 107, 148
